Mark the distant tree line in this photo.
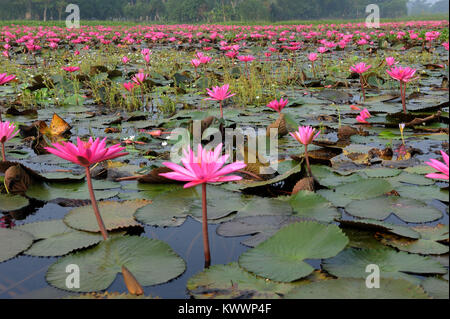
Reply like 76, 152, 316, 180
0, 0, 412, 22
407, 0, 449, 16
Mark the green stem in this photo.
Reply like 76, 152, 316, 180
85, 167, 108, 240
202, 183, 211, 268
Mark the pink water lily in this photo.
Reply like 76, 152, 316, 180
160, 143, 246, 267
425, 150, 449, 181
290, 126, 320, 177
45, 137, 128, 240
0, 73, 15, 85
350, 62, 371, 102
386, 66, 417, 114
385, 57, 397, 66
0, 121, 20, 161
205, 84, 235, 118
267, 98, 288, 114
62, 66, 80, 72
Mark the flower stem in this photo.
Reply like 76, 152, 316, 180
202, 183, 211, 268
1, 142, 5, 162
85, 167, 108, 240
360, 75, 366, 102
401, 82, 407, 114
305, 145, 313, 178
220, 100, 223, 119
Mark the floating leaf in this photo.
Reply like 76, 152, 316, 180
338, 218, 420, 239
323, 248, 447, 284
359, 168, 401, 178
187, 263, 328, 299
290, 191, 340, 222
26, 181, 118, 201
345, 196, 443, 223
396, 185, 449, 202
46, 236, 185, 292
421, 277, 449, 299
284, 278, 429, 299
64, 200, 149, 232
0, 228, 33, 263
217, 215, 307, 247
376, 224, 449, 255
239, 222, 349, 282
16, 220, 104, 256
332, 179, 393, 200
0, 194, 29, 211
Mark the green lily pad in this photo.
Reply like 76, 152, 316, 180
235, 196, 293, 218
0, 194, 29, 212
16, 219, 104, 257
135, 186, 246, 227
26, 182, 119, 201
0, 228, 34, 263
376, 224, 449, 255
311, 165, 363, 187
290, 191, 340, 222
421, 277, 449, 299
187, 262, 327, 299
396, 185, 449, 202
387, 172, 435, 187
323, 248, 447, 284
239, 221, 349, 282
332, 179, 393, 200
46, 236, 185, 292
345, 196, 443, 223
338, 219, 421, 239
63, 200, 149, 232
359, 168, 402, 178
216, 215, 308, 247
284, 278, 429, 299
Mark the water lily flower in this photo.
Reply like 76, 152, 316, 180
385, 57, 398, 66
123, 82, 135, 92
122, 56, 130, 64
386, 66, 417, 114
308, 53, 318, 77
350, 62, 372, 102
425, 150, 449, 181
45, 137, 128, 240
0, 73, 16, 85
267, 98, 288, 114
62, 66, 80, 72
132, 72, 148, 85
205, 84, 235, 118
0, 121, 19, 161
160, 143, 246, 267
290, 126, 320, 177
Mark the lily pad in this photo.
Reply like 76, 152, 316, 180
0, 228, 34, 263
26, 182, 119, 201
63, 200, 149, 232
46, 236, 185, 292
332, 179, 393, 200
396, 185, 449, 202
187, 262, 328, 299
216, 215, 308, 247
284, 278, 429, 299
290, 191, 340, 222
376, 224, 449, 255
323, 248, 447, 284
0, 194, 29, 211
345, 196, 443, 223
16, 219, 104, 257
421, 277, 449, 299
239, 221, 349, 282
